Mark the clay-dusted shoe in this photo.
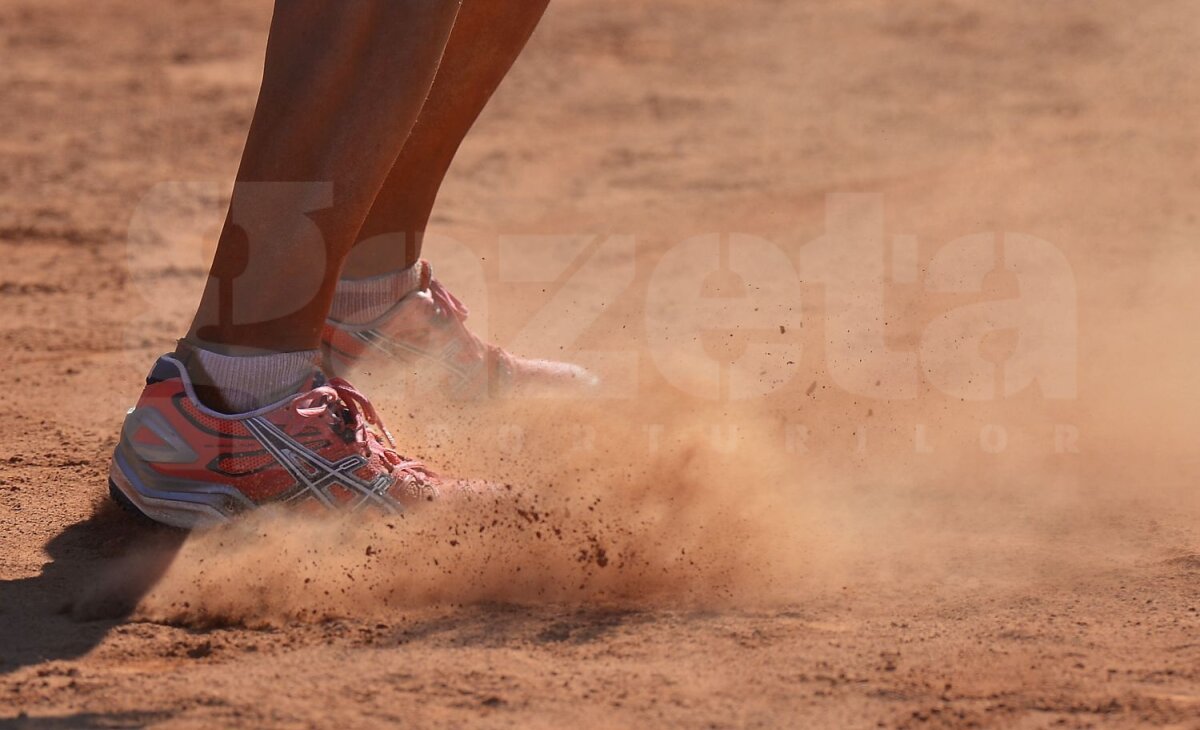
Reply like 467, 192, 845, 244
321, 261, 598, 398
109, 355, 446, 528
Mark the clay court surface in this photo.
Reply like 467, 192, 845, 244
2, 0, 1199, 727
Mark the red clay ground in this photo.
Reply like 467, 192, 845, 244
2, 0, 1199, 727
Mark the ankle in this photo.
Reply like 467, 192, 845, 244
174, 341, 319, 414
329, 260, 429, 325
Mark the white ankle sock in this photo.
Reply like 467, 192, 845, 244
186, 346, 319, 413
329, 261, 427, 325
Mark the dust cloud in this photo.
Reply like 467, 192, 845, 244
88, 310, 1196, 629
84, 243, 1200, 629
124, 390, 817, 627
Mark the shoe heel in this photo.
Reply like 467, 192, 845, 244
108, 448, 231, 530
108, 458, 171, 527
108, 477, 159, 525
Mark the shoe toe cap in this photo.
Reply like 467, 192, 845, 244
509, 357, 600, 392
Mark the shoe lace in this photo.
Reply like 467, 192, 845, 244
427, 276, 471, 323
427, 277, 514, 377
291, 378, 431, 480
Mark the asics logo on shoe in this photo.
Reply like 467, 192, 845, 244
350, 328, 482, 391
242, 416, 403, 514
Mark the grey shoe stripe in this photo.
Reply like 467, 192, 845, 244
351, 329, 480, 385
123, 407, 199, 464
244, 416, 403, 515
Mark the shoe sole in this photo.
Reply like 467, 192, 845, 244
106, 478, 182, 528
108, 451, 239, 530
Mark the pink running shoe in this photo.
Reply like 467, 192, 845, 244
321, 261, 598, 398
110, 355, 450, 529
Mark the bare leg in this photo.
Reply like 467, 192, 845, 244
322, 0, 594, 395
341, 0, 551, 277
185, 0, 462, 355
